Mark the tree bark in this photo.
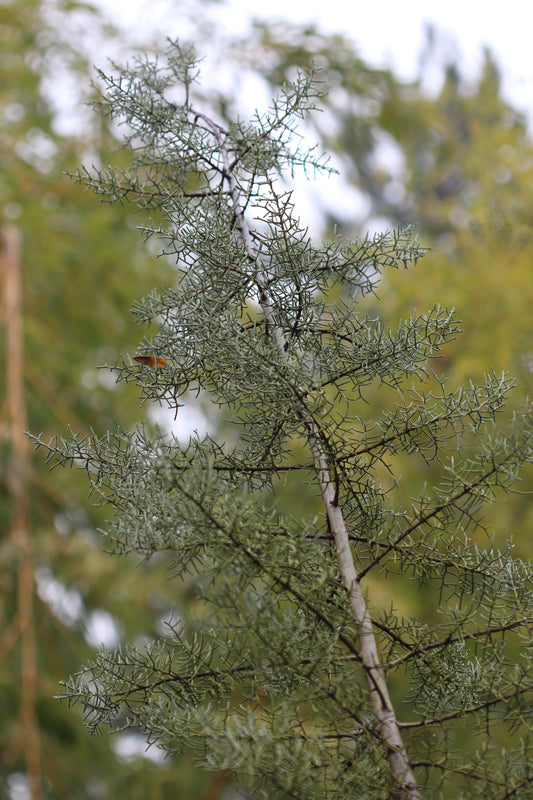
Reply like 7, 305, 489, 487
2, 224, 43, 800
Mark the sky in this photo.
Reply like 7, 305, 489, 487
94, 0, 533, 121
85, 0, 533, 245
223, 0, 533, 110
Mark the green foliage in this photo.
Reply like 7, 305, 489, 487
34, 42, 533, 799
0, 4, 201, 797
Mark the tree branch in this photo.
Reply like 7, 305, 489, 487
188, 104, 421, 800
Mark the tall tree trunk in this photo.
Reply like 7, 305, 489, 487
2, 225, 42, 800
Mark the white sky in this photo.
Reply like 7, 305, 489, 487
84, 0, 533, 238
94, 0, 533, 120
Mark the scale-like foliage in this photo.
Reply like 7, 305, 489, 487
35, 41, 533, 799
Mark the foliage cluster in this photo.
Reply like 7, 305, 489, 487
34, 43, 533, 799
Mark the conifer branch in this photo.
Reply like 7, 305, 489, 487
358, 442, 528, 580
399, 683, 532, 729
36, 42, 533, 798
184, 98, 422, 799
388, 619, 533, 668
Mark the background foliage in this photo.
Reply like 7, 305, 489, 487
2, 2, 532, 798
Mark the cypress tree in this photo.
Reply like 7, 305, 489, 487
35, 41, 533, 799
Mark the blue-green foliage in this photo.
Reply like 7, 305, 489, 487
35, 41, 533, 799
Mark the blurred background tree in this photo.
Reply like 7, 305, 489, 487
2, 2, 532, 797
0, 2, 212, 798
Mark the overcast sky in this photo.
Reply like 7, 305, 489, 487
95, 0, 533, 120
